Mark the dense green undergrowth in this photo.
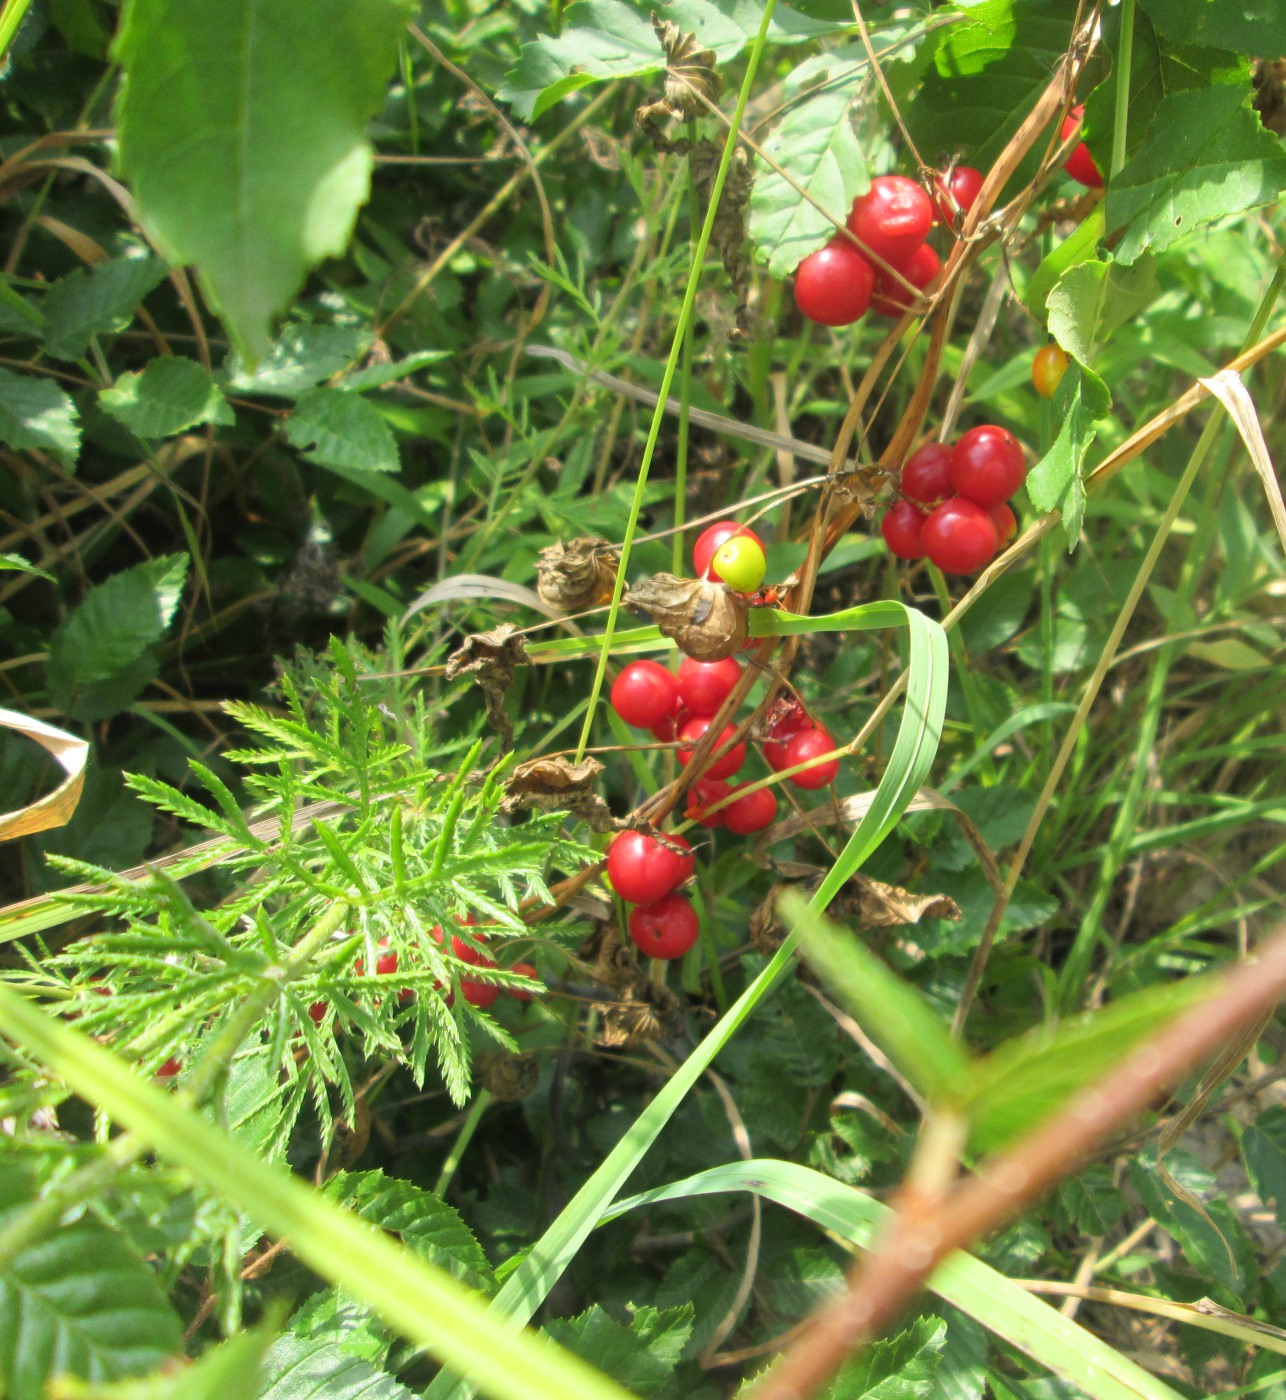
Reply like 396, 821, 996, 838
0, 1, 1284, 1398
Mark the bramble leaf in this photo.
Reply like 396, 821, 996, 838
100, 357, 234, 438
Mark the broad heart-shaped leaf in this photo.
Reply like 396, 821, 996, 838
322, 1170, 496, 1297
748, 88, 869, 278
0, 1157, 182, 1400
257, 1335, 416, 1400
1025, 363, 1111, 548
284, 387, 400, 474
824, 1316, 946, 1399
113, 0, 416, 363
1138, 0, 1284, 53
0, 365, 81, 467
902, 0, 1071, 191
100, 357, 234, 438
42, 252, 168, 362
543, 1304, 692, 1397
1243, 1105, 1286, 1230
1107, 84, 1286, 266
1045, 258, 1161, 366
498, 0, 842, 121
47, 554, 189, 718
959, 976, 1213, 1155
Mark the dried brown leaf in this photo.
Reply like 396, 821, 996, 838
0, 709, 89, 842
625, 573, 748, 661
636, 18, 721, 148
535, 537, 619, 614
477, 1051, 540, 1102
831, 873, 961, 930
443, 624, 527, 751
502, 754, 616, 832
594, 979, 683, 1047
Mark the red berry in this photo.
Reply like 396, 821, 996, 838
628, 894, 700, 961
693, 522, 762, 582
782, 727, 840, 790
461, 958, 500, 1010
308, 1001, 328, 1024
611, 659, 679, 729
881, 500, 928, 561
1060, 105, 1103, 189
763, 702, 811, 771
793, 238, 875, 326
933, 166, 984, 224
157, 1056, 182, 1080
723, 784, 778, 835
950, 425, 1026, 507
847, 176, 934, 265
650, 708, 683, 743
922, 498, 1000, 574
507, 962, 540, 1002
900, 441, 955, 505
687, 778, 732, 828
1032, 343, 1069, 399
606, 830, 687, 904
677, 716, 746, 780
676, 657, 742, 716
988, 501, 1018, 545
870, 242, 941, 318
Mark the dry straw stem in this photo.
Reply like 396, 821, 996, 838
746, 922, 1286, 1400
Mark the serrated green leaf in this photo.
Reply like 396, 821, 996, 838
826, 1317, 946, 1399
114, 0, 415, 362
285, 388, 400, 474
42, 253, 168, 362
323, 1171, 495, 1297
340, 350, 451, 393
0, 1159, 183, 1400
1026, 364, 1112, 546
47, 1324, 273, 1400
1107, 85, 1286, 265
1243, 1106, 1286, 1230
749, 89, 868, 277
47, 554, 189, 718
543, 1305, 682, 1397
290, 1290, 391, 1366
0, 365, 81, 467
225, 324, 374, 399
257, 1335, 416, 1400
100, 357, 234, 438
780, 892, 971, 1104
1137, 0, 1283, 53
0, 552, 54, 581
1045, 259, 1161, 365
961, 978, 1213, 1155
1055, 1165, 1126, 1237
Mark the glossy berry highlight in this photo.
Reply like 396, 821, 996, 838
922, 498, 1000, 575
629, 893, 700, 961
611, 660, 679, 729
606, 830, 687, 905
881, 500, 927, 560
793, 239, 875, 326
847, 176, 934, 265
950, 425, 1026, 507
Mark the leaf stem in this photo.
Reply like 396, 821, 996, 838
1110, 0, 1135, 178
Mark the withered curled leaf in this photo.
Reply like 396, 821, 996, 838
477, 1051, 540, 1102
636, 18, 721, 148
444, 624, 527, 751
535, 537, 619, 614
625, 573, 747, 661
501, 754, 617, 833
594, 978, 683, 1047
832, 873, 961, 930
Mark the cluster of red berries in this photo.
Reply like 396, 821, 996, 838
880, 425, 1027, 575
793, 167, 982, 328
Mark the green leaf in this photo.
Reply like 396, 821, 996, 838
290, 1290, 391, 1366
42, 253, 168, 362
47, 554, 189, 719
1130, 1148, 1250, 1297
47, 1325, 274, 1400
0, 1159, 183, 1400
781, 891, 971, 1104
257, 1335, 415, 1400
1107, 85, 1286, 266
225, 324, 374, 400
340, 350, 451, 393
285, 388, 400, 474
960, 977, 1213, 1155
1025, 364, 1112, 545
748, 89, 869, 278
1023, 209, 1105, 321
825, 1316, 945, 1399
544, 1305, 691, 1396
0, 365, 81, 467
322, 1171, 496, 1297
1243, 1106, 1286, 1231
100, 357, 234, 438
1054, 1165, 1127, 1237
114, 0, 416, 362
1045, 258, 1161, 365
1137, 0, 1284, 53
0, 552, 54, 582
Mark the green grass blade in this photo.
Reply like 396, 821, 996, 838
606, 1161, 1185, 1400
0, 985, 634, 1400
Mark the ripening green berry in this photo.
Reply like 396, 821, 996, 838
710, 534, 767, 592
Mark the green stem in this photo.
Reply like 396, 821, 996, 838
671, 136, 701, 576
574, 3, 779, 763
1110, 0, 1135, 178
434, 1089, 492, 1196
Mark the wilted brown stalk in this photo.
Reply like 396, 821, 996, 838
746, 924, 1286, 1400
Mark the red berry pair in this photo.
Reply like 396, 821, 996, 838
608, 830, 700, 961
762, 700, 840, 790
794, 167, 982, 328
880, 426, 1026, 575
